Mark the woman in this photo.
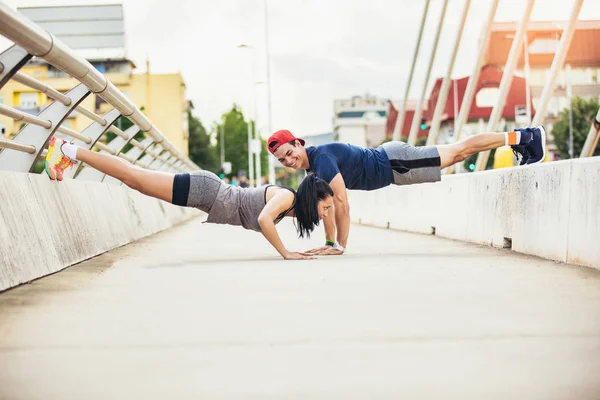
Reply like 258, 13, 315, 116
45, 136, 334, 260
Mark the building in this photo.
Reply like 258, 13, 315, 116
384, 65, 531, 157
384, 20, 600, 161
486, 20, 600, 127
302, 132, 335, 147
333, 94, 388, 147
420, 65, 533, 144
0, 4, 189, 155
385, 99, 429, 142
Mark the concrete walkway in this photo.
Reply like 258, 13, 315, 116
1, 217, 600, 399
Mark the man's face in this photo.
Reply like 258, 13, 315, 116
273, 141, 303, 169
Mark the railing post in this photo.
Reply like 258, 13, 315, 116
391, 0, 431, 142
427, 0, 472, 146
407, 0, 449, 146
445, 0, 500, 174
580, 108, 600, 158
0, 83, 90, 172
475, 0, 536, 171
64, 108, 122, 180
0, 45, 32, 89
530, 0, 585, 127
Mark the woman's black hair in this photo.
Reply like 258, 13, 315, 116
295, 172, 334, 238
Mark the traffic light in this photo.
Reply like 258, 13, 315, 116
218, 167, 225, 179
465, 154, 477, 172
420, 117, 427, 130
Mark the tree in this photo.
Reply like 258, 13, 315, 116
188, 110, 219, 172
552, 96, 600, 159
214, 105, 268, 180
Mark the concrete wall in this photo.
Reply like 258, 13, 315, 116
0, 172, 201, 292
348, 157, 600, 269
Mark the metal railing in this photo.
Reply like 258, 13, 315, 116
0, 2, 199, 180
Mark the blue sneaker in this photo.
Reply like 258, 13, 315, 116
511, 145, 530, 165
524, 126, 546, 164
510, 126, 546, 165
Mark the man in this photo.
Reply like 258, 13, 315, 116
267, 127, 546, 255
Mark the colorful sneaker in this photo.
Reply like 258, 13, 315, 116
45, 136, 74, 181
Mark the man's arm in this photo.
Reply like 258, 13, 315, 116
309, 173, 350, 256
305, 207, 336, 254
329, 173, 350, 248
322, 208, 336, 243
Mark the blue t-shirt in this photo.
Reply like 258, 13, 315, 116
306, 143, 394, 191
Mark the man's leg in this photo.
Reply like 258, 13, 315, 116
436, 133, 505, 169
436, 127, 546, 169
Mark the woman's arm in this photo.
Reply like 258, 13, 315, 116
257, 190, 315, 260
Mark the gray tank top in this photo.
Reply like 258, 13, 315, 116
206, 185, 294, 232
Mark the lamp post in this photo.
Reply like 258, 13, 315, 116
263, 0, 276, 184
253, 81, 264, 185
237, 43, 257, 187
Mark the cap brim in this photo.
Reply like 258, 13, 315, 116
268, 136, 305, 154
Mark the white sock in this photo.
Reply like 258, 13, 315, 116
61, 142, 79, 161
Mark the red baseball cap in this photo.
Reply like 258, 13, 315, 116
267, 130, 305, 155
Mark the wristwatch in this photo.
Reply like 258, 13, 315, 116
333, 242, 345, 253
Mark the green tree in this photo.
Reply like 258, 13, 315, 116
552, 96, 600, 159
188, 110, 219, 172
215, 105, 268, 179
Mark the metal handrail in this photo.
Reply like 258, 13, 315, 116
0, 104, 52, 128
0, 2, 198, 172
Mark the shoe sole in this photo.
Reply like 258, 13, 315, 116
527, 126, 547, 165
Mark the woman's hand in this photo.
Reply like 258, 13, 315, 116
284, 251, 316, 260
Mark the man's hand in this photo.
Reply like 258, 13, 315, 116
284, 251, 316, 260
305, 245, 331, 254
304, 247, 344, 256
318, 247, 344, 256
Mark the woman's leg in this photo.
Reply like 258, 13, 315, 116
436, 133, 506, 169
76, 147, 174, 203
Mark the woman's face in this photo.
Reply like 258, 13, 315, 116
317, 196, 334, 220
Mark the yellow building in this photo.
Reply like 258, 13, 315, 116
0, 58, 189, 155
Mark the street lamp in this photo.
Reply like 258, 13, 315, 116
252, 81, 264, 185
237, 43, 259, 187
263, 0, 276, 184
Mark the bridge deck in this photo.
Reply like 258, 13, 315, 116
1, 217, 599, 399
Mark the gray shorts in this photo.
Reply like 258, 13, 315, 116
379, 141, 441, 186
172, 170, 224, 212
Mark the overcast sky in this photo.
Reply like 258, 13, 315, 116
1, 0, 599, 138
